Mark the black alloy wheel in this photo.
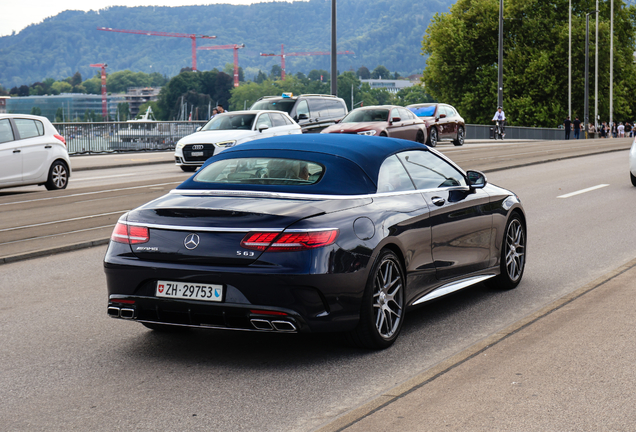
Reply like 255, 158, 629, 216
180, 165, 198, 172
45, 161, 69, 190
348, 249, 405, 349
428, 128, 438, 147
453, 126, 465, 146
487, 213, 526, 290
631, 172, 636, 186
416, 130, 425, 144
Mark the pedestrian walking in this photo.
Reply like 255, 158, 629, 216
563, 116, 571, 140
611, 122, 617, 138
626, 122, 633, 137
618, 122, 625, 138
573, 116, 581, 139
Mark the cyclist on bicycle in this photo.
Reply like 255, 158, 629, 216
492, 106, 506, 138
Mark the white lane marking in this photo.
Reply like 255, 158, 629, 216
0, 182, 180, 207
0, 211, 126, 232
72, 173, 138, 182
557, 184, 609, 198
0, 225, 115, 246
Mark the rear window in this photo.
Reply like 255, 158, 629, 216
409, 105, 437, 117
250, 99, 297, 114
194, 157, 324, 186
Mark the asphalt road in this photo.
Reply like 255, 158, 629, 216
1, 140, 635, 431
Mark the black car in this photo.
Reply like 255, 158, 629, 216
250, 94, 347, 133
104, 134, 526, 349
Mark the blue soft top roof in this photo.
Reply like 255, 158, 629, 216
177, 134, 427, 195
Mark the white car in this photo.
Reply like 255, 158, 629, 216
174, 110, 302, 172
0, 114, 71, 190
631, 135, 636, 186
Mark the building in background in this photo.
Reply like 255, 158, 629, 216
360, 79, 413, 94
6, 94, 112, 122
121, 87, 161, 118
0, 96, 9, 113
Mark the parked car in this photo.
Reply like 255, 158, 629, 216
105, 134, 526, 349
250, 93, 347, 133
321, 105, 427, 144
407, 103, 465, 147
630, 135, 636, 186
174, 110, 301, 172
0, 114, 70, 190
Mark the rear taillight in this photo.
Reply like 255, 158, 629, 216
111, 223, 149, 244
54, 134, 66, 146
241, 229, 338, 252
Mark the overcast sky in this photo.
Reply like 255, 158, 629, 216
1, 0, 300, 37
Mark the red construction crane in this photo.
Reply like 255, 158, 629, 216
260, 44, 355, 80
97, 27, 216, 71
197, 44, 246, 87
89, 63, 108, 119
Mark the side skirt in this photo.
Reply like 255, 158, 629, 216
411, 274, 496, 306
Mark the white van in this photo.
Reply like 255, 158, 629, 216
0, 114, 71, 190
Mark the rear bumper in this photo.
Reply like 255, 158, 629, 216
104, 253, 370, 333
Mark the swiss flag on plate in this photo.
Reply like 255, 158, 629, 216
158, 284, 164, 293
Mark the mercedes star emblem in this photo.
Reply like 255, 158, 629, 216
184, 233, 200, 250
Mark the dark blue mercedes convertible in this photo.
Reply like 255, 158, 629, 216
104, 134, 526, 349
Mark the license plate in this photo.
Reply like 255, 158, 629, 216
191, 151, 204, 156
156, 280, 223, 302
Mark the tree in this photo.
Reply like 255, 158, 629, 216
422, 0, 636, 126
50, 81, 72, 94
55, 107, 64, 122
30, 107, 42, 116
18, 85, 30, 96
117, 102, 130, 121
356, 66, 371, 80
70, 71, 82, 87
308, 69, 329, 82
371, 65, 391, 79
254, 70, 267, 84
270, 64, 283, 80
394, 85, 436, 106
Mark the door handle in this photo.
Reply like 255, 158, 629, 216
13, 149, 21, 153
431, 196, 445, 206
45, 145, 52, 148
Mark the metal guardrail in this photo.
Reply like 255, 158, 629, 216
53, 121, 207, 154
52, 121, 566, 154
466, 124, 564, 140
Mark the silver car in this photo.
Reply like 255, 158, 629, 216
174, 110, 302, 172
0, 114, 71, 190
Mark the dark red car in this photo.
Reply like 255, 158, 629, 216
407, 103, 465, 147
321, 105, 427, 144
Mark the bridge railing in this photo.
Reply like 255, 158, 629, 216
53, 121, 208, 155
465, 124, 563, 140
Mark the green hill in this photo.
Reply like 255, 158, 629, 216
0, 0, 453, 88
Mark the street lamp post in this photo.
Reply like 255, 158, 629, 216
498, 0, 504, 107
330, 0, 337, 96
569, 0, 571, 119
585, 10, 600, 139
594, 1, 599, 134
610, 0, 613, 135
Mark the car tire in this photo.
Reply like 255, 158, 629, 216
486, 213, 526, 290
347, 249, 405, 350
180, 166, 198, 172
142, 322, 189, 332
416, 130, 425, 144
44, 161, 69, 190
379, 132, 388, 137
631, 172, 636, 186
427, 128, 438, 147
453, 126, 465, 146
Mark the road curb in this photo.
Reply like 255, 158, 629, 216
314, 256, 636, 432
0, 238, 109, 265
72, 160, 173, 172
481, 146, 631, 173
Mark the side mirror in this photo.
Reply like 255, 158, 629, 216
439, 113, 447, 119
258, 125, 270, 133
297, 113, 309, 120
334, 119, 341, 124
466, 170, 487, 189
391, 117, 401, 123
196, 126, 202, 132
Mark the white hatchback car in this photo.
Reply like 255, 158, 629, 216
630, 135, 636, 186
0, 114, 71, 190
174, 110, 302, 172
